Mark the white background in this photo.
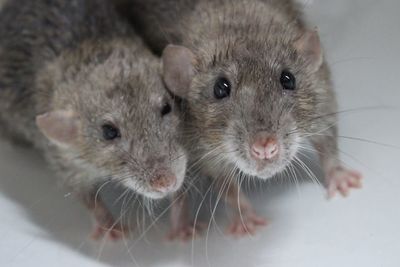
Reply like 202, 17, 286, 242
0, 0, 399, 266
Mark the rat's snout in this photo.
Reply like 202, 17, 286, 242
149, 171, 177, 193
250, 133, 279, 161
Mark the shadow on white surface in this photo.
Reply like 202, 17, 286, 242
0, 138, 324, 267
0, 137, 321, 267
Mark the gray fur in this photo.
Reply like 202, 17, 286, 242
115, 0, 340, 182
0, 0, 187, 203
0, 0, 5, 10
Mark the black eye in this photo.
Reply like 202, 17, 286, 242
280, 70, 296, 91
214, 77, 231, 99
161, 102, 172, 116
102, 124, 121, 141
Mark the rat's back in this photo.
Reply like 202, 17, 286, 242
115, 0, 303, 54
0, 0, 129, 143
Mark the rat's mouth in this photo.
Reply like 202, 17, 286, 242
243, 157, 285, 178
253, 158, 278, 172
225, 139, 292, 179
119, 164, 186, 200
243, 141, 298, 179
141, 189, 171, 200
235, 156, 291, 180
116, 149, 187, 199
119, 175, 179, 200
122, 179, 176, 199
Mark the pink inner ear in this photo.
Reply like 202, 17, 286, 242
294, 30, 323, 72
36, 110, 80, 146
162, 44, 196, 98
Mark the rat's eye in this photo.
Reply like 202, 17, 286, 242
280, 70, 296, 91
161, 102, 172, 117
102, 124, 121, 141
214, 77, 231, 99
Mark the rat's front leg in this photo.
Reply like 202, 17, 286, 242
167, 192, 205, 241
310, 125, 363, 198
218, 179, 267, 237
79, 188, 132, 241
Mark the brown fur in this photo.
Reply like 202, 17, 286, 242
112, 0, 358, 238
115, 0, 338, 181
0, 0, 188, 234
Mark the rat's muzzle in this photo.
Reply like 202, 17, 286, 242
148, 170, 178, 194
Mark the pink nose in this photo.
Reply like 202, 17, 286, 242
251, 136, 279, 160
149, 173, 177, 193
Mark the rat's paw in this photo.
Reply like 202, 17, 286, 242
227, 212, 267, 237
90, 201, 131, 241
167, 221, 205, 242
327, 167, 362, 198
91, 223, 130, 241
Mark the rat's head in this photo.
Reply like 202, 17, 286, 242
36, 42, 187, 199
162, 28, 325, 179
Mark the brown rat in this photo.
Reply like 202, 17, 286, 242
116, 0, 362, 239
0, 0, 187, 240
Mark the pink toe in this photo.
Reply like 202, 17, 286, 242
327, 184, 337, 199
349, 178, 362, 188
109, 230, 121, 241
91, 227, 103, 240
350, 170, 363, 180
339, 184, 349, 197
254, 217, 267, 226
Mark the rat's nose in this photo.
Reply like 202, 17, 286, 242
149, 172, 177, 193
251, 135, 279, 160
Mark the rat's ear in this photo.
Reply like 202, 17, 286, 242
36, 110, 80, 147
294, 29, 323, 72
162, 44, 196, 98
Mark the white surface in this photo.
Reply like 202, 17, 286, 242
1, 0, 400, 266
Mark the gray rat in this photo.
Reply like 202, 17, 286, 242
115, 0, 362, 238
0, 0, 187, 240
